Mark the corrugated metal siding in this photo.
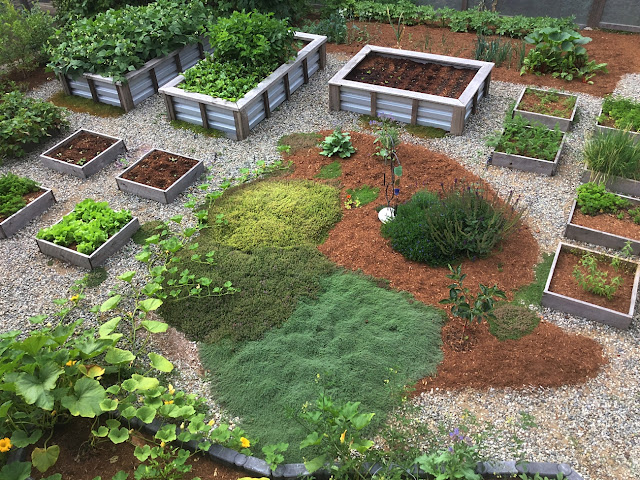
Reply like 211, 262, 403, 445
268, 81, 286, 111
93, 81, 120, 106
129, 75, 155, 106
339, 87, 371, 115
247, 99, 266, 129
288, 64, 305, 93
67, 77, 93, 100
179, 44, 201, 71
155, 57, 179, 90
376, 93, 412, 123
173, 97, 205, 126
416, 102, 453, 131
307, 51, 320, 77
205, 105, 236, 135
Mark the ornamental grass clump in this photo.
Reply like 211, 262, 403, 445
381, 181, 524, 266
583, 129, 640, 181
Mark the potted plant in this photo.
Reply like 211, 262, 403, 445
35, 199, 139, 269
512, 87, 578, 132
0, 173, 55, 238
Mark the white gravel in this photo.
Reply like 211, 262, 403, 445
2, 55, 640, 480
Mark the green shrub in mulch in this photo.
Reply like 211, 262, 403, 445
488, 303, 540, 341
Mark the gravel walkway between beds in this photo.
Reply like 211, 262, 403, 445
2, 56, 640, 480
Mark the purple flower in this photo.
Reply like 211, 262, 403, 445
394, 188, 400, 195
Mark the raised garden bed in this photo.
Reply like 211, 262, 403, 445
116, 149, 205, 204
328, 46, 494, 135
36, 199, 139, 269
541, 242, 640, 329
489, 126, 566, 176
58, 42, 213, 113
580, 169, 640, 197
0, 188, 55, 239
159, 33, 327, 140
513, 87, 578, 132
565, 191, 640, 255
40, 129, 125, 179
596, 97, 640, 143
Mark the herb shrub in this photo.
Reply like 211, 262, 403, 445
47, 0, 209, 83
37, 199, 133, 254
0, 173, 41, 220
181, 10, 295, 102
487, 114, 564, 161
0, 91, 68, 160
599, 96, 640, 133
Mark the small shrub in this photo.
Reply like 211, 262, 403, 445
488, 304, 540, 341
319, 127, 356, 158
573, 251, 622, 300
583, 129, 640, 181
576, 182, 630, 215
0, 91, 68, 160
302, 11, 347, 44
599, 96, 640, 132
316, 161, 342, 179
0, 172, 41, 219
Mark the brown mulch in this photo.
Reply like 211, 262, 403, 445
572, 209, 640, 242
327, 22, 640, 97
283, 131, 608, 390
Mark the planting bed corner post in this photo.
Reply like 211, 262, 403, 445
159, 33, 327, 141
541, 242, 640, 329
60, 41, 212, 112
327, 45, 494, 135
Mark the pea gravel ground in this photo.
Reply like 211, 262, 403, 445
2, 57, 640, 480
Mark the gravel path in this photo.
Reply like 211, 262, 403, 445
2, 57, 640, 480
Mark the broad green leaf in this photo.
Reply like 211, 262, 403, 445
155, 424, 177, 442
61, 377, 106, 417
31, 445, 60, 473
99, 317, 121, 337
15, 362, 63, 410
136, 406, 157, 424
0, 461, 31, 480
134, 444, 151, 461
351, 439, 374, 453
108, 427, 129, 444
11, 429, 42, 447
15, 335, 50, 356
99, 398, 118, 411
100, 295, 122, 312
28, 315, 47, 324
42, 474, 62, 480
105, 347, 135, 365
138, 298, 162, 313
352, 412, 375, 430
0, 400, 12, 417
303, 455, 326, 473
300, 431, 322, 449
139, 320, 168, 334
117, 271, 136, 282
394, 165, 403, 177
131, 374, 159, 391
148, 352, 173, 373
92, 426, 109, 437
112, 470, 128, 480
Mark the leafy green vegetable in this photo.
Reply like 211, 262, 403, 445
576, 182, 631, 216
36, 199, 132, 254
0, 173, 41, 220
487, 114, 564, 161
599, 96, 640, 133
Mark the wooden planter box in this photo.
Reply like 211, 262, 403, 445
159, 33, 327, 141
565, 195, 640, 254
116, 149, 205, 204
541, 242, 640, 329
36, 215, 139, 269
40, 129, 125, 179
328, 46, 493, 135
58, 41, 213, 113
0, 188, 55, 239
490, 129, 566, 176
596, 106, 640, 143
513, 87, 577, 132
580, 169, 640, 197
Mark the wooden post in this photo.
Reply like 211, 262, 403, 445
233, 110, 250, 141
411, 99, 419, 125
302, 58, 309, 84
197, 42, 205, 60
450, 106, 465, 135
116, 84, 135, 112
199, 103, 209, 129
87, 78, 99, 102
329, 85, 340, 111
174, 53, 183, 73
587, 0, 606, 28
149, 68, 159, 93
283, 73, 291, 100
472, 91, 478, 114
370, 92, 377, 118
319, 43, 327, 70
57, 74, 72, 96
163, 94, 176, 121
461, 0, 468, 11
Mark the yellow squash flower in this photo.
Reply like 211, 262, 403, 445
0, 437, 11, 453
163, 400, 174, 405
340, 430, 347, 444
240, 437, 251, 448
207, 419, 215, 427
70, 294, 79, 302
65, 360, 77, 367
168, 384, 175, 395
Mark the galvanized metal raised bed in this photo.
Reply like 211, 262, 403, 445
513, 87, 578, 132
116, 149, 205, 204
541, 242, 640, 329
328, 46, 494, 135
57, 41, 212, 112
159, 32, 327, 140
40, 129, 125, 179
36, 216, 140, 269
490, 128, 566, 176
0, 188, 56, 239
565, 194, 640, 255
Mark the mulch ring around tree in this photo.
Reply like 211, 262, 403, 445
282, 131, 607, 390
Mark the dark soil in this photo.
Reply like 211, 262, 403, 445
345, 53, 477, 98
517, 89, 576, 118
29, 417, 250, 480
548, 247, 636, 313
122, 151, 199, 190
48, 132, 116, 166
0, 65, 54, 93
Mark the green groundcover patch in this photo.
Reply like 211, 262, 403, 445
199, 271, 444, 462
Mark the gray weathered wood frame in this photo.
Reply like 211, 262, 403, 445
116, 149, 205, 204
328, 45, 494, 135
581, 169, 640, 198
0, 188, 56, 239
36, 216, 140, 270
595, 106, 640, 143
40, 129, 126, 179
541, 242, 640, 329
512, 87, 578, 132
490, 128, 566, 176
159, 33, 327, 141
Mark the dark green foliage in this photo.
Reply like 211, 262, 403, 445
0, 0, 54, 76
213, 0, 309, 21
159, 244, 335, 343
47, 0, 209, 83
199, 271, 444, 462
512, 253, 553, 306
599, 96, 640, 133
132, 220, 164, 245
83, 267, 108, 288
381, 184, 524, 266
346, 185, 379, 206
583, 129, 640, 180
302, 11, 347, 44
52, 0, 153, 24
486, 114, 563, 161
0, 91, 68, 160
36, 199, 132, 254
0, 172, 40, 219
576, 182, 630, 215
316, 161, 342, 179
488, 304, 540, 341
319, 128, 356, 159
202, 179, 341, 252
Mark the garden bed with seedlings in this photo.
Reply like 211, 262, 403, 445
596, 96, 640, 141
0, 173, 55, 239
513, 87, 577, 132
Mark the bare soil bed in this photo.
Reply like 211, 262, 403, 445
572, 209, 640, 241
48, 131, 117, 165
121, 150, 199, 190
